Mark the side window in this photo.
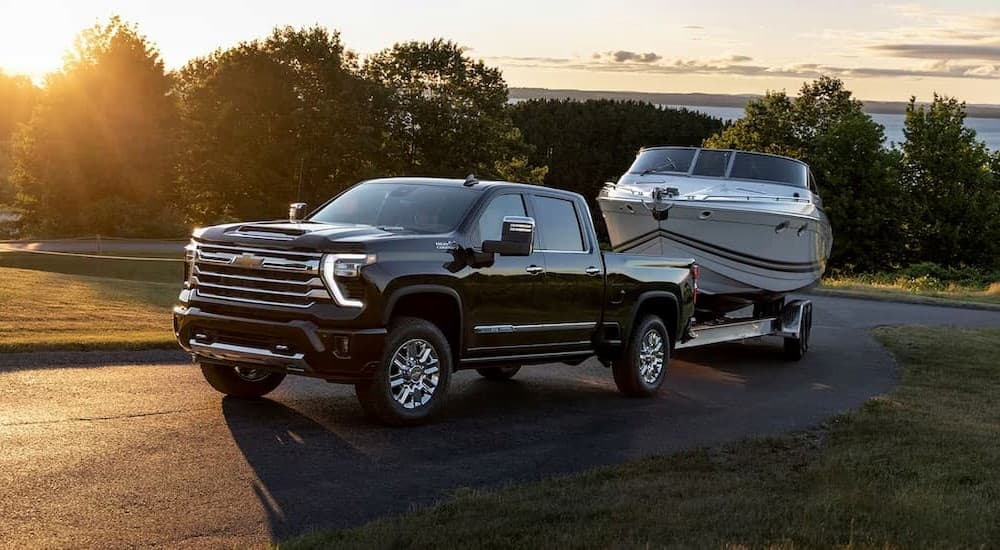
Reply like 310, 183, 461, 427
534, 196, 585, 252
475, 194, 526, 246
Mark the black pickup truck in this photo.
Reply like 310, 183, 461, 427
174, 177, 696, 424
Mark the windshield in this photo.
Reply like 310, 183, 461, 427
309, 182, 479, 233
729, 152, 809, 188
628, 148, 696, 174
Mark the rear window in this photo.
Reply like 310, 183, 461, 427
729, 153, 809, 187
533, 196, 585, 252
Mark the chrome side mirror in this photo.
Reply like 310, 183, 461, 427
289, 202, 307, 222
482, 216, 535, 256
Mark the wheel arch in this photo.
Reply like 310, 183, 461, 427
384, 285, 463, 362
627, 290, 680, 347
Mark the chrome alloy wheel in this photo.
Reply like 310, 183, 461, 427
638, 329, 665, 385
389, 339, 441, 410
234, 366, 271, 382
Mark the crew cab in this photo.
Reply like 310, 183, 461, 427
173, 177, 696, 424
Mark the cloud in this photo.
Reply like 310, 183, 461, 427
870, 43, 1000, 62
487, 54, 1000, 80
683, 25, 704, 30
597, 50, 662, 63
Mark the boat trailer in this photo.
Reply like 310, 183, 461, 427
676, 299, 813, 360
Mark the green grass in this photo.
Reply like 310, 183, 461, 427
0, 265, 178, 352
820, 278, 1000, 306
283, 326, 1000, 549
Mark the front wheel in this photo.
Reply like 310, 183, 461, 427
355, 317, 452, 426
200, 363, 286, 398
613, 315, 670, 397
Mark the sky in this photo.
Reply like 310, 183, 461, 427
1, 0, 999, 103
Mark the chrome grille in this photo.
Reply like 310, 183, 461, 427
191, 244, 330, 308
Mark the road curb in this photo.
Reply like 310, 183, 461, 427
808, 288, 1000, 312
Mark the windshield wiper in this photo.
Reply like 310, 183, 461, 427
640, 159, 680, 175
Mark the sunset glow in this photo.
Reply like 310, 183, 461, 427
1, 0, 999, 102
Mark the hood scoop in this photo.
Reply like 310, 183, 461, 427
225, 222, 317, 240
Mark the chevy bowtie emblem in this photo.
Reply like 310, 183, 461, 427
231, 253, 265, 268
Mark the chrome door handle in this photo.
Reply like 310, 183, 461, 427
525, 265, 544, 275
585, 266, 601, 276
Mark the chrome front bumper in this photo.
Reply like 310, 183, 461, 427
188, 339, 309, 373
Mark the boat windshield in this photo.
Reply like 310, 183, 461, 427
729, 152, 808, 188
628, 148, 696, 174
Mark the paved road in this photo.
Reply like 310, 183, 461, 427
2, 295, 999, 548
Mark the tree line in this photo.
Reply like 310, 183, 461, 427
1, 18, 998, 272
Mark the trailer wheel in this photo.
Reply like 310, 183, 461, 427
614, 315, 670, 397
199, 363, 286, 398
783, 303, 813, 360
355, 317, 452, 426
476, 366, 521, 381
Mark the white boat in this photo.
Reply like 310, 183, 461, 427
598, 147, 833, 315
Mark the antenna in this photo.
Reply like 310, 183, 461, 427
463, 173, 479, 187
296, 156, 305, 201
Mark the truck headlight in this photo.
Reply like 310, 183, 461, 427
321, 253, 376, 308
183, 241, 197, 287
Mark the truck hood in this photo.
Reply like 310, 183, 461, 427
194, 220, 439, 252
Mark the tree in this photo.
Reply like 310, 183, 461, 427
706, 77, 908, 270
900, 95, 1000, 268
510, 99, 722, 239
174, 26, 383, 224
12, 17, 179, 237
364, 39, 542, 181
0, 71, 38, 206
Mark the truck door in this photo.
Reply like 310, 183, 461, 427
463, 192, 549, 357
528, 193, 605, 351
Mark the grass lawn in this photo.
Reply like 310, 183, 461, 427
284, 325, 1000, 549
0, 265, 178, 352
820, 277, 1000, 307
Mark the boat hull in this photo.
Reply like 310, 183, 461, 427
599, 196, 832, 313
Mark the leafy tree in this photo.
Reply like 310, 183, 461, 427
706, 77, 908, 270
11, 17, 179, 236
0, 71, 38, 206
175, 26, 383, 224
900, 95, 999, 268
364, 39, 542, 182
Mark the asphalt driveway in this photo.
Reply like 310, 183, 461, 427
2, 294, 998, 548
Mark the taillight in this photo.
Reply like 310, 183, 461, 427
691, 264, 699, 303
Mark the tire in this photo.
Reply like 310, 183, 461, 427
476, 366, 521, 381
613, 315, 670, 397
200, 363, 286, 398
783, 303, 813, 361
355, 317, 452, 426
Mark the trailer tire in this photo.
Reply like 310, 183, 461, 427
783, 303, 813, 360
614, 315, 670, 397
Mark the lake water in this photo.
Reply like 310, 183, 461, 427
667, 104, 1000, 151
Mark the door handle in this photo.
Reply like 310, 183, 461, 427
525, 265, 544, 275
585, 266, 601, 276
